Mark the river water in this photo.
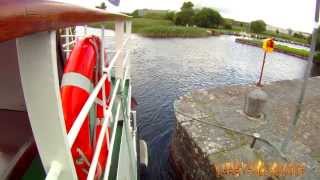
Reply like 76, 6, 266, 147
128, 35, 307, 180
76, 28, 307, 179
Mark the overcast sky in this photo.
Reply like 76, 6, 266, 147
58, 0, 316, 33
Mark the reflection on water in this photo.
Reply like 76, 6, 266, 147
128, 35, 307, 180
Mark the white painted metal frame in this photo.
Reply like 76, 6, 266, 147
17, 31, 77, 180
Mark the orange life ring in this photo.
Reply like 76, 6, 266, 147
61, 36, 111, 179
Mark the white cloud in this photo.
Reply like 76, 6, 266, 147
58, 0, 316, 32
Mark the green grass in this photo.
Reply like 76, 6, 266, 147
235, 38, 319, 60
91, 18, 209, 38
91, 18, 173, 33
263, 31, 308, 44
212, 28, 242, 33
139, 26, 210, 38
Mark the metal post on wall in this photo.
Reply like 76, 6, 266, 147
281, 0, 320, 152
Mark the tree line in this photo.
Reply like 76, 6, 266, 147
164, 2, 267, 34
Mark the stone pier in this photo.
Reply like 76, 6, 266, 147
170, 77, 320, 180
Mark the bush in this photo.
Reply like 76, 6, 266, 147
165, 11, 175, 21
131, 10, 140, 18
175, 10, 195, 26
193, 8, 223, 28
250, 20, 266, 33
174, 1, 195, 26
314, 52, 320, 62
223, 22, 232, 30
293, 32, 305, 39
143, 12, 166, 20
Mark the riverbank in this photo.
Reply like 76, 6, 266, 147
213, 29, 309, 47
91, 18, 209, 38
235, 38, 318, 61
139, 26, 209, 38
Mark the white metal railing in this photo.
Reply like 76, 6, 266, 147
44, 20, 133, 180
45, 161, 62, 180
103, 102, 121, 179
87, 80, 120, 179
61, 26, 118, 57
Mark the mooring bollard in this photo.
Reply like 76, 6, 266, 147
244, 88, 268, 118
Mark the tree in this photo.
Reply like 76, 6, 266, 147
175, 2, 195, 26
250, 20, 266, 33
276, 29, 279, 34
175, 10, 195, 26
131, 10, 139, 18
96, 2, 107, 10
288, 28, 293, 35
165, 11, 175, 21
193, 8, 223, 28
223, 22, 232, 30
223, 19, 233, 29
181, 2, 194, 10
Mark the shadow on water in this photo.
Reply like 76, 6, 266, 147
128, 35, 307, 180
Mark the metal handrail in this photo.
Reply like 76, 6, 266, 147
62, 39, 76, 48
87, 80, 120, 180
67, 74, 108, 146
103, 102, 122, 179
62, 23, 131, 180
50, 20, 132, 180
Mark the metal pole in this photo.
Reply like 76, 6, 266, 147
281, 0, 319, 152
257, 51, 267, 86
66, 28, 70, 58
101, 25, 110, 149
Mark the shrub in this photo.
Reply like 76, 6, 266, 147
165, 11, 175, 21
223, 22, 232, 30
193, 8, 223, 28
250, 20, 266, 33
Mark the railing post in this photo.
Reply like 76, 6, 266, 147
16, 31, 77, 180
84, 25, 88, 36
125, 21, 132, 81
100, 25, 110, 148
126, 21, 132, 35
66, 28, 70, 57
115, 21, 125, 80
45, 161, 62, 180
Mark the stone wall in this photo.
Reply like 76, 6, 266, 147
170, 77, 320, 180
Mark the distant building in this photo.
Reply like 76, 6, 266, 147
266, 24, 310, 37
137, 9, 169, 17
266, 24, 289, 34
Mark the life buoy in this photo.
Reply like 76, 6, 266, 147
61, 36, 111, 179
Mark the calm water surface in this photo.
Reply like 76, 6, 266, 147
128, 35, 307, 180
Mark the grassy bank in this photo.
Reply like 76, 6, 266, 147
235, 38, 319, 61
91, 18, 174, 33
263, 31, 308, 44
139, 26, 209, 38
91, 18, 209, 38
